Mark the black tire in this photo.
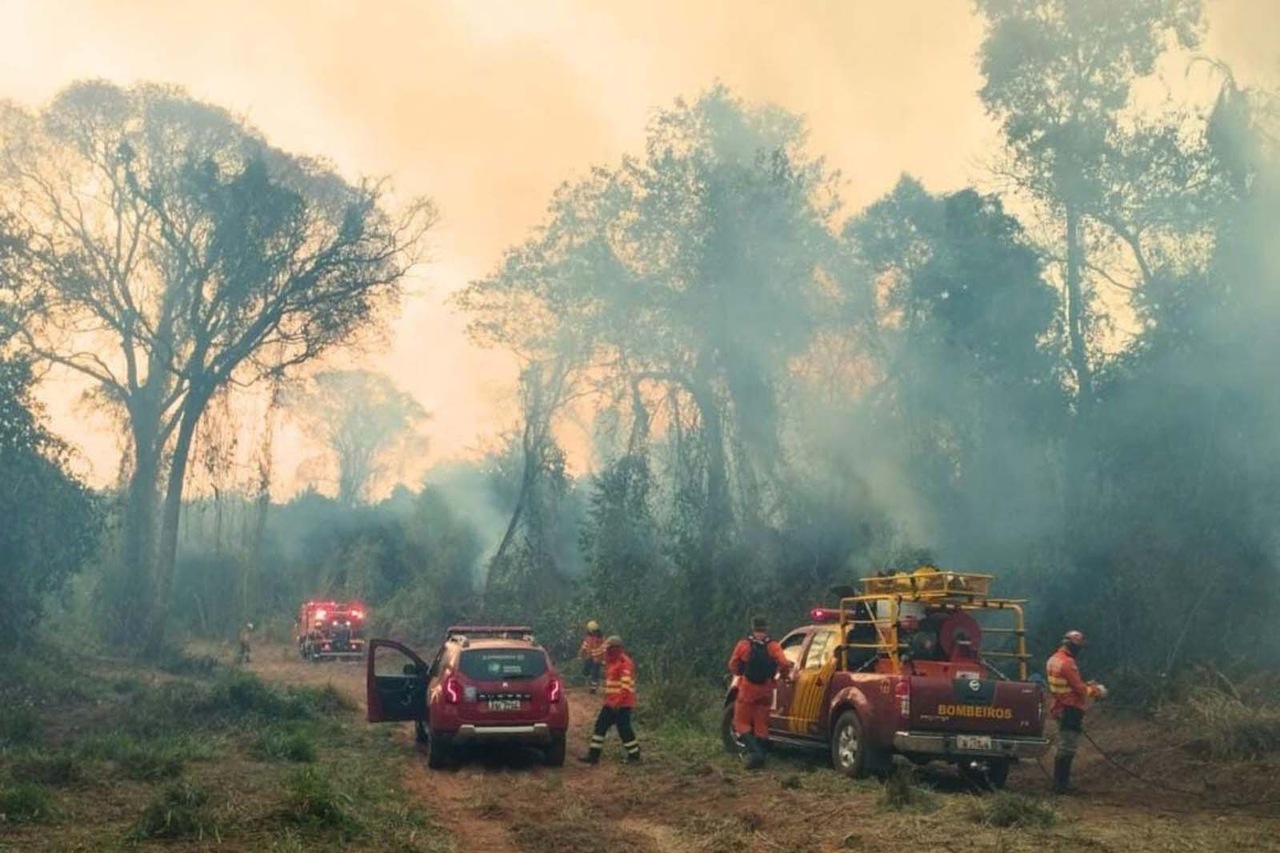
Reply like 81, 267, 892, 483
831, 711, 869, 778
721, 703, 745, 755
426, 733, 455, 770
544, 733, 566, 767
987, 759, 1010, 790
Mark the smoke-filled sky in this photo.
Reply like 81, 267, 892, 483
2, 0, 1277, 493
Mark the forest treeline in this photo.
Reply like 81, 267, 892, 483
2, 0, 1277, 693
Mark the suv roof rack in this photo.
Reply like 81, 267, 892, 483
445, 624, 533, 636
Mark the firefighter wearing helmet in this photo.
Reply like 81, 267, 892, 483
579, 619, 606, 694
728, 616, 794, 769
1045, 629, 1107, 794
578, 635, 640, 764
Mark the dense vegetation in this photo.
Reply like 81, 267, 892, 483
2, 0, 1278, 705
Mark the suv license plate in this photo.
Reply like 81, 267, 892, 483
487, 699, 522, 712
956, 735, 993, 751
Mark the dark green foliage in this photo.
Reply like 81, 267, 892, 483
282, 766, 361, 835
253, 726, 318, 763
0, 359, 100, 649
8, 751, 84, 787
0, 781, 53, 823
127, 779, 217, 840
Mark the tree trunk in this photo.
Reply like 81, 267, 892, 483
114, 406, 162, 647
1064, 206, 1092, 412
146, 386, 212, 657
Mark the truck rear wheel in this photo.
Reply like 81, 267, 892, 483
721, 704, 745, 754
831, 711, 870, 778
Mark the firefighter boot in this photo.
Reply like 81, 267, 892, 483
577, 747, 601, 765
1052, 756, 1074, 794
742, 734, 765, 770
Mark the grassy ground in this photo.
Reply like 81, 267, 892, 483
0, 646, 449, 852
5, 643, 1280, 852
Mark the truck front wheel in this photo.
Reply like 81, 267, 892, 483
831, 711, 870, 778
721, 704, 745, 755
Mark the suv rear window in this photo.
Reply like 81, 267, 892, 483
458, 648, 547, 680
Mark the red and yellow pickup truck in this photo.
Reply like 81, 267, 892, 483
722, 567, 1049, 788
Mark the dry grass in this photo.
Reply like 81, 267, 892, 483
1158, 687, 1280, 761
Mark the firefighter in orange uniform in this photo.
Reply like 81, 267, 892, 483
728, 616, 793, 769
579, 635, 640, 764
1045, 630, 1107, 794
579, 620, 606, 694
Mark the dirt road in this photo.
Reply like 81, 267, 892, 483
249, 644, 1280, 852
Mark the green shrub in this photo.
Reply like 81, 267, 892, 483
0, 705, 42, 746
0, 782, 53, 823
128, 779, 217, 840
282, 766, 360, 835
254, 727, 318, 763
966, 792, 1059, 829
116, 743, 187, 781
9, 751, 84, 786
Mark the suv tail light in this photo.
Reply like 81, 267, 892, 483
547, 676, 563, 703
443, 674, 461, 704
894, 679, 910, 721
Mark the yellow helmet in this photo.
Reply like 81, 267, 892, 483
586, 619, 599, 632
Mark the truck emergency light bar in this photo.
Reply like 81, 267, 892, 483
445, 625, 534, 636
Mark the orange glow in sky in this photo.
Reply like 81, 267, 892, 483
2, 0, 1276, 495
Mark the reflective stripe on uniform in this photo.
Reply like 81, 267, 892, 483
622, 739, 640, 754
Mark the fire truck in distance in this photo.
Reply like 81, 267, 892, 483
723, 567, 1049, 788
297, 599, 367, 661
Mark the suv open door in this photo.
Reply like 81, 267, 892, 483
366, 638, 429, 723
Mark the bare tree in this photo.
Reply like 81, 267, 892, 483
288, 368, 428, 506
0, 81, 434, 653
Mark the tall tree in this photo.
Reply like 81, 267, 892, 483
975, 0, 1204, 412
288, 369, 428, 506
848, 177, 1065, 564
0, 81, 433, 653
459, 86, 848, 629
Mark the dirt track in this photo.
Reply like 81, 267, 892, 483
249, 644, 1280, 852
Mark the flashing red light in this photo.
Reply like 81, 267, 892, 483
547, 676, 563, 703
810, 607, 839, 623
443, 675, 461, 704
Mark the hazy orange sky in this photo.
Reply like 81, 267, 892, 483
2, 0, 1277, 495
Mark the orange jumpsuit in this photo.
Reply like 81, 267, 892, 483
728, 637, 792, 738
1045, 646, 1100, 718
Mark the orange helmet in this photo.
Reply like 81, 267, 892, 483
1062, 630, 1086, 646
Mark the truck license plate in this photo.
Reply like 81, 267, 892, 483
956, 735, 992, 751
487, 699, 522, 711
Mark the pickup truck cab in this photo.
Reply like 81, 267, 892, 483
367, 625, 569, 769
722, 567, 1048, 788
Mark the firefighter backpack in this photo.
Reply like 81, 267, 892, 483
743, 637, 779, 684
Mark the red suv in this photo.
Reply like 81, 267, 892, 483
366, 625, 569, 768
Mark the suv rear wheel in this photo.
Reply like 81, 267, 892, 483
426, 733, 455, 769
543, 733, 566, 766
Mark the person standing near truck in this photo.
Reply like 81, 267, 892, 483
579, 635, 641, 764
579, 620, 606, 694
238, 622, 254, 664
1046, 629, 1107, 794
728, 616, 793, 769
